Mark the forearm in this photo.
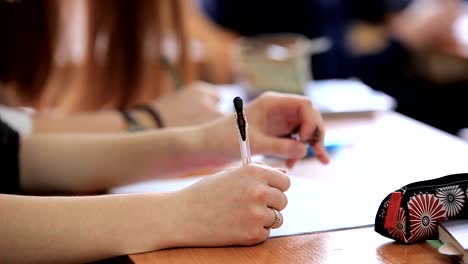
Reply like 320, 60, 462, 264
32, 110, 155, 133
0, 193, 179, 263
20, 127, 216, 193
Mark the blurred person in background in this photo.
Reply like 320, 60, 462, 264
56, 0, 237, 112
200, 0, 468, 135
0, 0, 236, 133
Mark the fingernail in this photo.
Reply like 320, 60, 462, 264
310, 127, 321, 145
317, 146, 330, 164
319, 153, 330, 164
286, 159, 297, 168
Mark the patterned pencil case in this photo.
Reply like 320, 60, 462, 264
375, 173, 468, 244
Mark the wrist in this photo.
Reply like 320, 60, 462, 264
152, 100, 172, 127
147, 126, 218, 174
110, 193, 181, 253
158, 191, 194, 248
199, 115, 239, 164
133, 105, 165, 128
161, 189, 212, 248
119, 105, 164, 132
132, 110, 157, 129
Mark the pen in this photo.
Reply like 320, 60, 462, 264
233, 97, 252, 165
305, 143, 344, 158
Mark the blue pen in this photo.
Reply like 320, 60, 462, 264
306, 143, 344, 158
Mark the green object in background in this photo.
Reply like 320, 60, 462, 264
236, 34, 312, 95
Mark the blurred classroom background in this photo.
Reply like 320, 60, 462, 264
197, 0, 468, 137
4, 0, 468, 137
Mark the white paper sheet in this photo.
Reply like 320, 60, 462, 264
110, 175, 381, 238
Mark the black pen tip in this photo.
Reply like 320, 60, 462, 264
233, 97, 243, 113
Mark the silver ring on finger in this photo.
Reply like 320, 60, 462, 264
267, 208, 282, 229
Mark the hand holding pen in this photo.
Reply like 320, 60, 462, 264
222, 92, 329, 168
197, 92, 329, 167
232, 96, 285, 231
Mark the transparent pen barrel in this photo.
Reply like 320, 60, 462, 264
239, 133, 252, 165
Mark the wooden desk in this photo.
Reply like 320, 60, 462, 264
129, 111, 468, 263
130, 227, 451, 264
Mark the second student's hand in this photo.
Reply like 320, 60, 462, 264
152, 81, 224, 127
203, 92, 329, 168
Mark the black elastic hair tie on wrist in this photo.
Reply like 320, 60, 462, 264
119, 109, 145, 132
134, 104, 164, 128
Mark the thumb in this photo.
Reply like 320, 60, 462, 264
258, 137, 307, 159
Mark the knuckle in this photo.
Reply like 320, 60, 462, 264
283, 175, 291, 191
303, 98, 314, 107
273, 173, 290, 192
259, 91, 279, 103
251, 209, 267, 223
278, 193, 288, 210
244, 164, 262, 176
243, 228, 268, 245
251, 187, 268, 203
248, 164, 268, 178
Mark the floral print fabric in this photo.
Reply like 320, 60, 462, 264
375, 173, 468, 244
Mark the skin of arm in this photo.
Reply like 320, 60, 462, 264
1, 164, 290, 263
0, 193, 178, 263
32, 110, 131, 133
22, 92, 328, 194
20, 126, 212, 194
32, 82, 223, 133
